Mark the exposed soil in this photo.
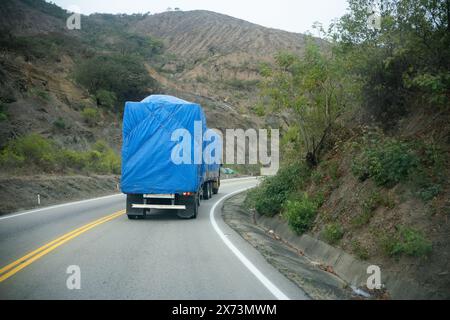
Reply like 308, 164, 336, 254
0, 174, 120, 215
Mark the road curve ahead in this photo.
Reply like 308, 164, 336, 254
0, 178, 308, 300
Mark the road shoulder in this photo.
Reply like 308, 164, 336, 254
222, 192, 354, 300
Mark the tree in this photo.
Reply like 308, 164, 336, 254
332, 0, 450, 125
260, 40, 353, 167
95, 89, 117, 109
74, 54, 159, 108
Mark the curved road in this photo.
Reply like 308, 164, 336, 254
0, 178, 308, 300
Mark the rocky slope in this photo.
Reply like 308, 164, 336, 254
0, 1, 318, 147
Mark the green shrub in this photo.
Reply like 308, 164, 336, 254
380, 227, 432, 258
31, 88, 50, 101
248, 161, 310, 216
322, 223, 344, 245
352, 133, 419, 187
224, 79, 260, 91
0, 103, 7, 121
85, 141, 121, 174
0, 133, 56, 170
411, 143, 445, 202
283, 193, 317, 235
82, 107, 100, 126
58, 149, 87, 171
195, 76, 208, 83
53, 117, 66, 130
362, 192, 381, 214
311, 169, 325, 185
74, 54, 159, 104
352, 211, 372, 228
351, 240, 369, 260
253, 103, 266, 117
0, 135, 120, 175
326, 160, 340, 181
352, 192, 381, 227
95, 89, 117, 109
0, 150, 25, 168
417, 184, 442, 202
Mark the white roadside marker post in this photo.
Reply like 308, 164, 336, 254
37, 194, 41, 206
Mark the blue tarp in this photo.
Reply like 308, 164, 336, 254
121, 95, 216, 194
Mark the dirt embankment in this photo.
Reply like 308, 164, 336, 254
0, 175, 120, 215
223, 192, 449, 300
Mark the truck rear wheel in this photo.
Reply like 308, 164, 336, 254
177, 194, 198, 219
127, 214, 144, 220
213, 178, 219, 194
202, 183, 210, 200
208, 182, 213, 198
192, 198, 198, 219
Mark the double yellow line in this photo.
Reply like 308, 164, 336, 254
0, 210, 125, 282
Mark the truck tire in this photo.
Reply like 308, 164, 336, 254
126, 194, 145, 220
202, 183, 210, 200
213, 178, 219, 194
208, 181, 213, 198
127, 214, 145, 220
177, 194, 198, 219
192, 196, 198, 219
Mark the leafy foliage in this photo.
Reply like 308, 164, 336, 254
95, 89, 117, 109
380, 227, 432, 257
260, 42, 355, 165
352, 131, 419, 187
53, 117, 66, 130
245, 161, 310, 216
322, 223, 345, 244
0, 134, 120, 174
74, 54, 159, 107
332, 0, 450, 125
81, 107, 100, 126
0, 133, 55, 170
283, 193, 318, 235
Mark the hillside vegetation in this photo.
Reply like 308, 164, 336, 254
1, 0, 315, 176
246, 0, 450, 297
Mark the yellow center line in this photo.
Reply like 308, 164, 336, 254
0, 209, 125, 282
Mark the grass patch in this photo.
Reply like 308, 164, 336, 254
30, 88, 50, 101
352, 131, 419, 187
380, 227, 432, 258
82, 107, 100, 126
352, 191, 380, 227
223, 79, 260, 91
322, 223, 344, 245
0, 134, 120, 174
351, 240, 370, 260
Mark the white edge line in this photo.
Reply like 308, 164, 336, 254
209, 187, 290, 300
0, 193, 124, 221
0, 178, 257, 221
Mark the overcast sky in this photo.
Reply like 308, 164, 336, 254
51, 0, 350, 34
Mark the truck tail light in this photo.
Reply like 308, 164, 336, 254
182, 192, 193, 196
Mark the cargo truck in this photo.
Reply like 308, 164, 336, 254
121, 95, 221, 220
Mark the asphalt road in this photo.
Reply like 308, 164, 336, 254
0, 177, 308, 300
